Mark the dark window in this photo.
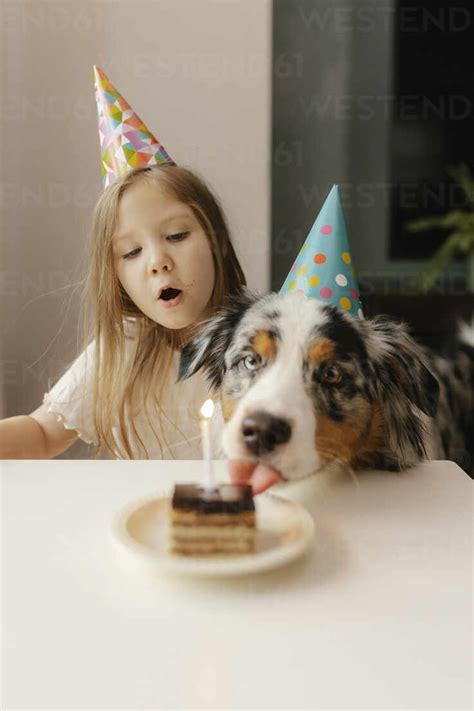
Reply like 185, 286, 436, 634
390, 0, 474, 259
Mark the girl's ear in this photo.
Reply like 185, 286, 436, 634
177, 289, 258, 387
367, 316, 440, 417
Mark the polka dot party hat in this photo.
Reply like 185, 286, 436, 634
280, 185, 363, 318
94, 66, 175, 189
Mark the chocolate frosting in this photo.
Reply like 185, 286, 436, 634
172, 483, 255, 513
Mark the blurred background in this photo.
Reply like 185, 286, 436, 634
1, 0, 473, 458
273, 0, 474, 339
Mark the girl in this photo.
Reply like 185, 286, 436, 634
0, 163, 246, 460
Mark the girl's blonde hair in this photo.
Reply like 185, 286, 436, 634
82, 164, 246, 458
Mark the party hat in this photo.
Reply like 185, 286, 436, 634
94, 66, 175, 188
280, 185, 363, 318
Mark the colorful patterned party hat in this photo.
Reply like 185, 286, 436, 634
280, 185, 363, 318
94, 66, 175, 188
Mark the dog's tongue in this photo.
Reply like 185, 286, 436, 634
228, 460, 282, 495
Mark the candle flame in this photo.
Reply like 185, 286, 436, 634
200, 399, 214, 419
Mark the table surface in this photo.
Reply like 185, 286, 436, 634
1, 459, 472, 710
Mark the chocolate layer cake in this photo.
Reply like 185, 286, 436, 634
170, 483, 256, 555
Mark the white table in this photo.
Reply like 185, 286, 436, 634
1, 459, 472, 710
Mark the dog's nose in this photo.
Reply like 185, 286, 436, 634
242, 411, 291, 455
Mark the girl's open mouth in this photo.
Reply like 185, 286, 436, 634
158, 287, 183, 308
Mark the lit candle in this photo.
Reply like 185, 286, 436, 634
200, 399, 215, 489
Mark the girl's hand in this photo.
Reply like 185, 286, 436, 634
228, 460, 282, 495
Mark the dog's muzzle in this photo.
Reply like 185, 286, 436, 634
241, 411, 292, 455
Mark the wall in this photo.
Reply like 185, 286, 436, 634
0, 0, 272, 457
272, 0, 466, 292
272, 0, 352, 289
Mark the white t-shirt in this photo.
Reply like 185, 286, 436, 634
42, 335, 224, 459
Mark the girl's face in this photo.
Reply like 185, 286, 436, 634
113, 181, 216, 330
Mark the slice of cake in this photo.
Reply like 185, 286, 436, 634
170, 483, 256, 556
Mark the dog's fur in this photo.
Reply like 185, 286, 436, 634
179, 291, 474, 480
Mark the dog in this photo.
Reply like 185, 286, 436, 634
179, 290, 474, 482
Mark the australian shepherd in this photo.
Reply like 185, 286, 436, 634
179, 290, 474, 482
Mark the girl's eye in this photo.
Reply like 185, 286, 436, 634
321, 363, 342, 385
243, 354, 262, 372
122, 247, 142, 260
167, 231, 189, 242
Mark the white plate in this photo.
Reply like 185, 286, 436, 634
111, 490, 315, 577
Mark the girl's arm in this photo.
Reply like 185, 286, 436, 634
0, 405, 78, 459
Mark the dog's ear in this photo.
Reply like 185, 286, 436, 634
178, 289, 258, 387
366, 316, 440, 417
177, 313, 234, 386
360, 316, 440, 466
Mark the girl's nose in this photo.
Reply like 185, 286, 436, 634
149, 248, 173, 274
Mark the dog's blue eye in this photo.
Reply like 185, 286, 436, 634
243, 355, 261, 371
